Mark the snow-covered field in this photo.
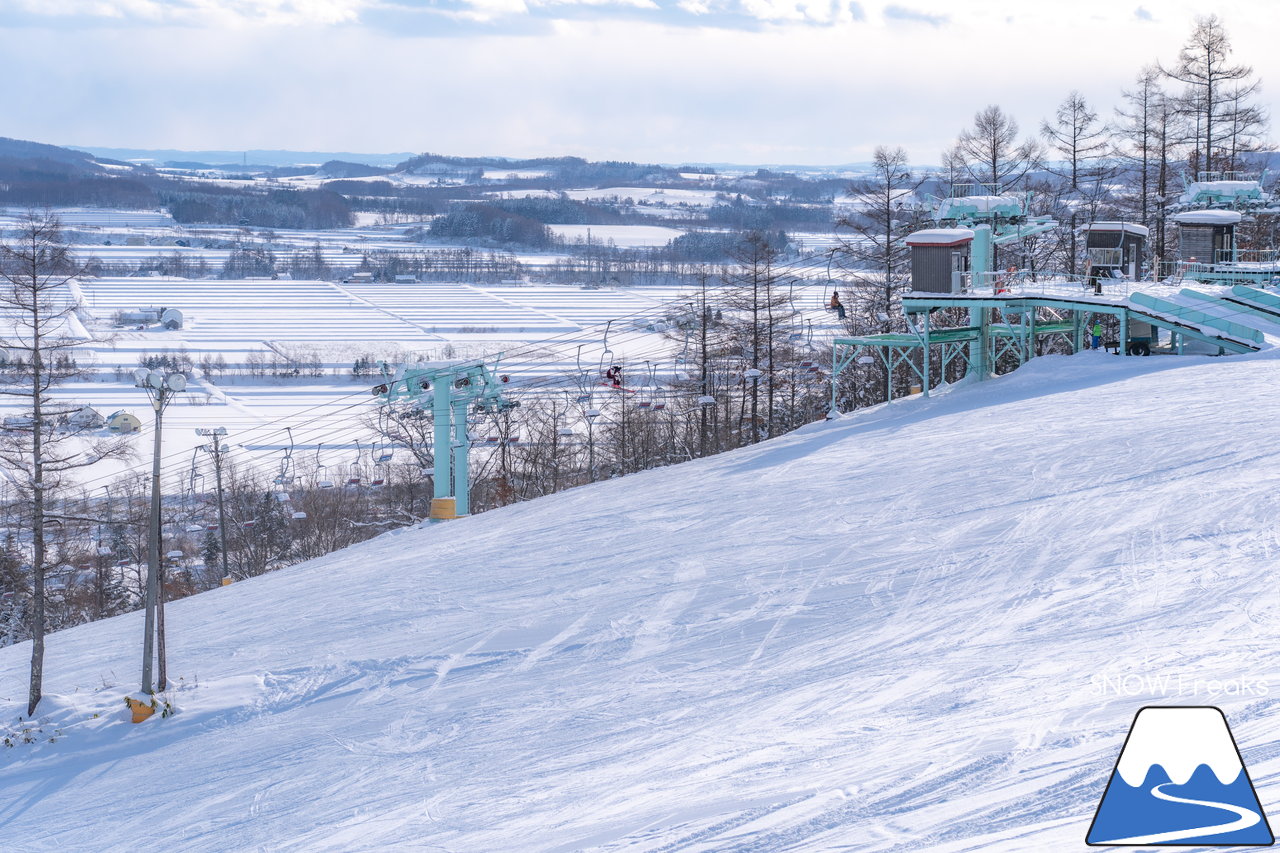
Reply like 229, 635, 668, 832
3, 348, 1280, 850
548, 224, 685, 247
0, 268, 842, 490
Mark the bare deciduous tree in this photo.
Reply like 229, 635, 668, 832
0, 212, 129, 715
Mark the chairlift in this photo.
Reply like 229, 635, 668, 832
698, 394, 716, 407
184, 523, 203, 533
274, 427, 296, 485
636, 360, 654, 409
291, 510, 308, 520
598, 320, 617, 381
857, 355, 875, 365
242, 519, 257, 529
315, 444, 335, 488
346, 440, 364, 487
557, 426, 575, 437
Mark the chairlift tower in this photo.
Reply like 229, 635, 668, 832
929, 185, 1059, 379
374, 359, 514, 519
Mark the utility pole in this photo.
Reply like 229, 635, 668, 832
196, 427, 230, 583
134, 368, 186, 696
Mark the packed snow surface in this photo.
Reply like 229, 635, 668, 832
5, 349, 1280, 851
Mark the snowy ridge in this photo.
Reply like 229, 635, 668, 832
5, 348, 1280, 850
1115, 707, 1243, 786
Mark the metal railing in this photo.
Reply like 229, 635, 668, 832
950, 183, 1002, 199
951, 268, 1140, 298
1215, 248, 1280, 266
1195, 170, 1255, 183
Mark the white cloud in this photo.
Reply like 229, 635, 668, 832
2, 0, 369, 25
3, 0, 1278, 165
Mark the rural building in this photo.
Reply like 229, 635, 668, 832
107, 411, 142, 433
68, 406, 105, 429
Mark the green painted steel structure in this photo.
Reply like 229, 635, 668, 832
830, 290, 1264, 412
373, 360, 513, 517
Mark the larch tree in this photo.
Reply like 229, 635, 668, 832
1160, 14, 1261, 174
1040, 91, 1118, 272
833, 145, 925, 398
953, 104, 1042, 191
0, 212, 129, 716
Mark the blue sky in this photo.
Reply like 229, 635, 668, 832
0, 0, 1274, 164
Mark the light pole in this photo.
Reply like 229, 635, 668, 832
585, 407, 599, 482
195, 427, 230, 583
135, 367, 186, 696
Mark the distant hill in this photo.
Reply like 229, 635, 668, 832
315, 160, 392, 179
0, 136, 105, 171
69, 146, 416, 168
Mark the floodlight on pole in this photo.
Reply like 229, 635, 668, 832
195, 427, 231, 584
136, 369, 187, 696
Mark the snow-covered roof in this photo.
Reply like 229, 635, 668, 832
906, 228, 974, 247
1172, 210, 1243, 225
1179, 180, 1264, 203
1081, 221, 1149, 238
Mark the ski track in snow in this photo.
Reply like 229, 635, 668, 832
5, 350, 1280, 850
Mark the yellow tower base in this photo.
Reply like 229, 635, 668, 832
429, 497, 458, 520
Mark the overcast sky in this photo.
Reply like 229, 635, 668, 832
1, 0, 1275, 165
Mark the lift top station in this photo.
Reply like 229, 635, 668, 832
829, 176, 1280, 415
831, 184, 1058, 408
373, 359, 514, 520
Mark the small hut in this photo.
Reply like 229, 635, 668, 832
1172, 210, 1242, 266
906, 229, 975, 293
1082, 222, 1148, 280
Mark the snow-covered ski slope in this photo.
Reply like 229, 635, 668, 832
5, 348, 1280, 851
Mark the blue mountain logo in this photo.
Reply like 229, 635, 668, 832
1087, 706, 1273, 846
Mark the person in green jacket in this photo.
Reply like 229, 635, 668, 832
1091, 321, 1103, 350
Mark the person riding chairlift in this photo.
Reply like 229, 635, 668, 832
828, 291, 846, 320
995, 266, 1017, 295
605, 365, 622, 387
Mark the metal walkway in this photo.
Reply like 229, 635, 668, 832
830, 281, 1280, 407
